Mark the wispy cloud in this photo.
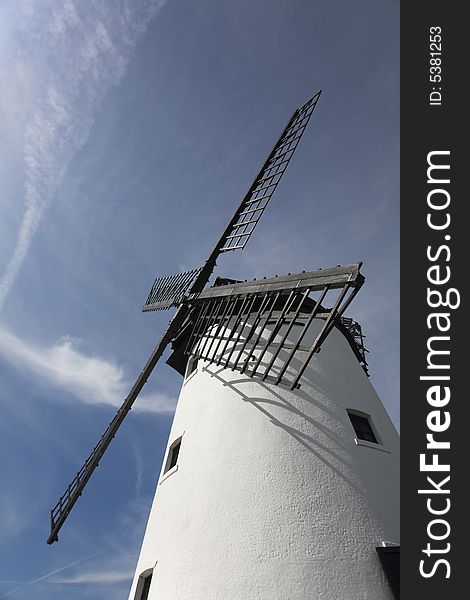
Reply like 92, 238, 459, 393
0, 553, 99, 598
0, 0, 167, 310
0, 327, 176, 413
51, 569, 133, 585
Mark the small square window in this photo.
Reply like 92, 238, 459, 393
348, 411, 378, 444
164, 438, 182, 473
141, 573, 152, 600
186, 357, 198, 378
376, 546, 400, 599
134, 570, 153, 600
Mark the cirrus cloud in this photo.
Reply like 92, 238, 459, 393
0, 0, 167, 310
0, 327, 175, 413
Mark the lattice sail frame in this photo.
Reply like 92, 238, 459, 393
220, 91, 321, 252
184, 264, 364, 389
142, 92, 322, 313
144, 268, 203, 312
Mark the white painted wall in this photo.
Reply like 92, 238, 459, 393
128, 318, 399, 599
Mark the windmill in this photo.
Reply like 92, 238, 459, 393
47, 91, 400, 600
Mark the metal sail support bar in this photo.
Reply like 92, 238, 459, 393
260, 288, 312, 381
215, 296, 249, 366
143, 267, 203, 312
186, 263, 364, 389
273, 286, 329, 384
47, 303, 191, 544
289, 284, 351, 390
223, 295, 259, 368
239, 292, 281, 374
231, 293, 272, 371
184, 298, 213, 356
188, 263, 363, 302
218, 91, 321, 252
248, 289, 298, 378
204, 297, 234, 359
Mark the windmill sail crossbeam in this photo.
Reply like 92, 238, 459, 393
188, 263, 363, 301
185, 264, 364, 389
219, 91, 321, 252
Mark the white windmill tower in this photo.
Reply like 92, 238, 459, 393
48, 91, 400, 599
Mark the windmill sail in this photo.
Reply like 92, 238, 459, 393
184, 264, 365, 389
142, 90, 322, 310
218, 91, 321, 252
143, 268, 203, 312
47, 91, 322, 544
47, 303, 191, 544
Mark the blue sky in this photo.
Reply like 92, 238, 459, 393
0, 1, 399, 598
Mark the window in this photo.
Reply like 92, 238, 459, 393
376, 546, 400, 599
164, 437, 182, 473
141, 573, 152, 600
347, 411, 378, 444
186, 356, 198, 378
134, 570, 153, 600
